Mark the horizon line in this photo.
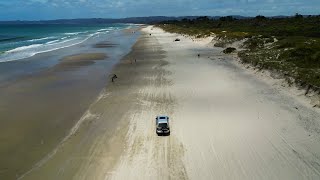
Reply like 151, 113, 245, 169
1, 14, 320, 22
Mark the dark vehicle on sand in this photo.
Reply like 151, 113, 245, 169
156, 116, 170, 136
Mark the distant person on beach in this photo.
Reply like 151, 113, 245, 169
111, 74, 117, 82
198, 54, 200, 58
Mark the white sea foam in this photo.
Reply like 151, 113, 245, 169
0, 32, 101, 62
64, 31, 88, 35
26, 36, 56, 42
45, 39, 60, 44
97, 28, 112, 32
7, 44, 43, 53
60, 36, 69, 40
0, 24, 132, 63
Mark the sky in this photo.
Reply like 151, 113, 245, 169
0, 0, 319, 20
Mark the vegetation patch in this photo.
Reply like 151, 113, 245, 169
157, 15, 320, 88
223, 47, 237, 54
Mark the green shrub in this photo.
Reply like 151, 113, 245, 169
243, 37, 265, 50
223, 47, 237, 54
158, 16, 320, 87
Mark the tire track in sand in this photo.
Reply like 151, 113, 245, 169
107, 32, 187, 180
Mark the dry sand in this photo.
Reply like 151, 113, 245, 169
18, 26, 320, 180
107, 26, 320, 180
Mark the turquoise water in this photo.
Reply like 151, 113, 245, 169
0, 23, 131, 62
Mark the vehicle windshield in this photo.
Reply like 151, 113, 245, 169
158, 123, 168, 128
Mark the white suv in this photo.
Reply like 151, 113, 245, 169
155, 116, 170, 136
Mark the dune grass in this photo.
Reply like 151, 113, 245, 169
157, 15, 320, 88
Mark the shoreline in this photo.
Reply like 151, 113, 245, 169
0, 24, 136, 63
19, 28, 171, 179
3, 24, 320, 179
0, 27, 140, 180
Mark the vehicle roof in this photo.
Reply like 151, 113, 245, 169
156, 115, 169, 123
158, 119, 168, 123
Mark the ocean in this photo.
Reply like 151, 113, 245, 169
0, 23, 138, 83
0, 23, 131, 62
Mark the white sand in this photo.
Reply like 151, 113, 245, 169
107, 26, 320, 180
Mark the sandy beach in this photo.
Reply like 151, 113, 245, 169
107, 26, 320, 179
3, 25, 320, 179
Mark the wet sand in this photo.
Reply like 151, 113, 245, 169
18, 29, 169, 180
54, 53, 107, 68
0, 57, 108, 180
0, 29, 139, 180
60, 53, 107, 61
93, 42, 118, 48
